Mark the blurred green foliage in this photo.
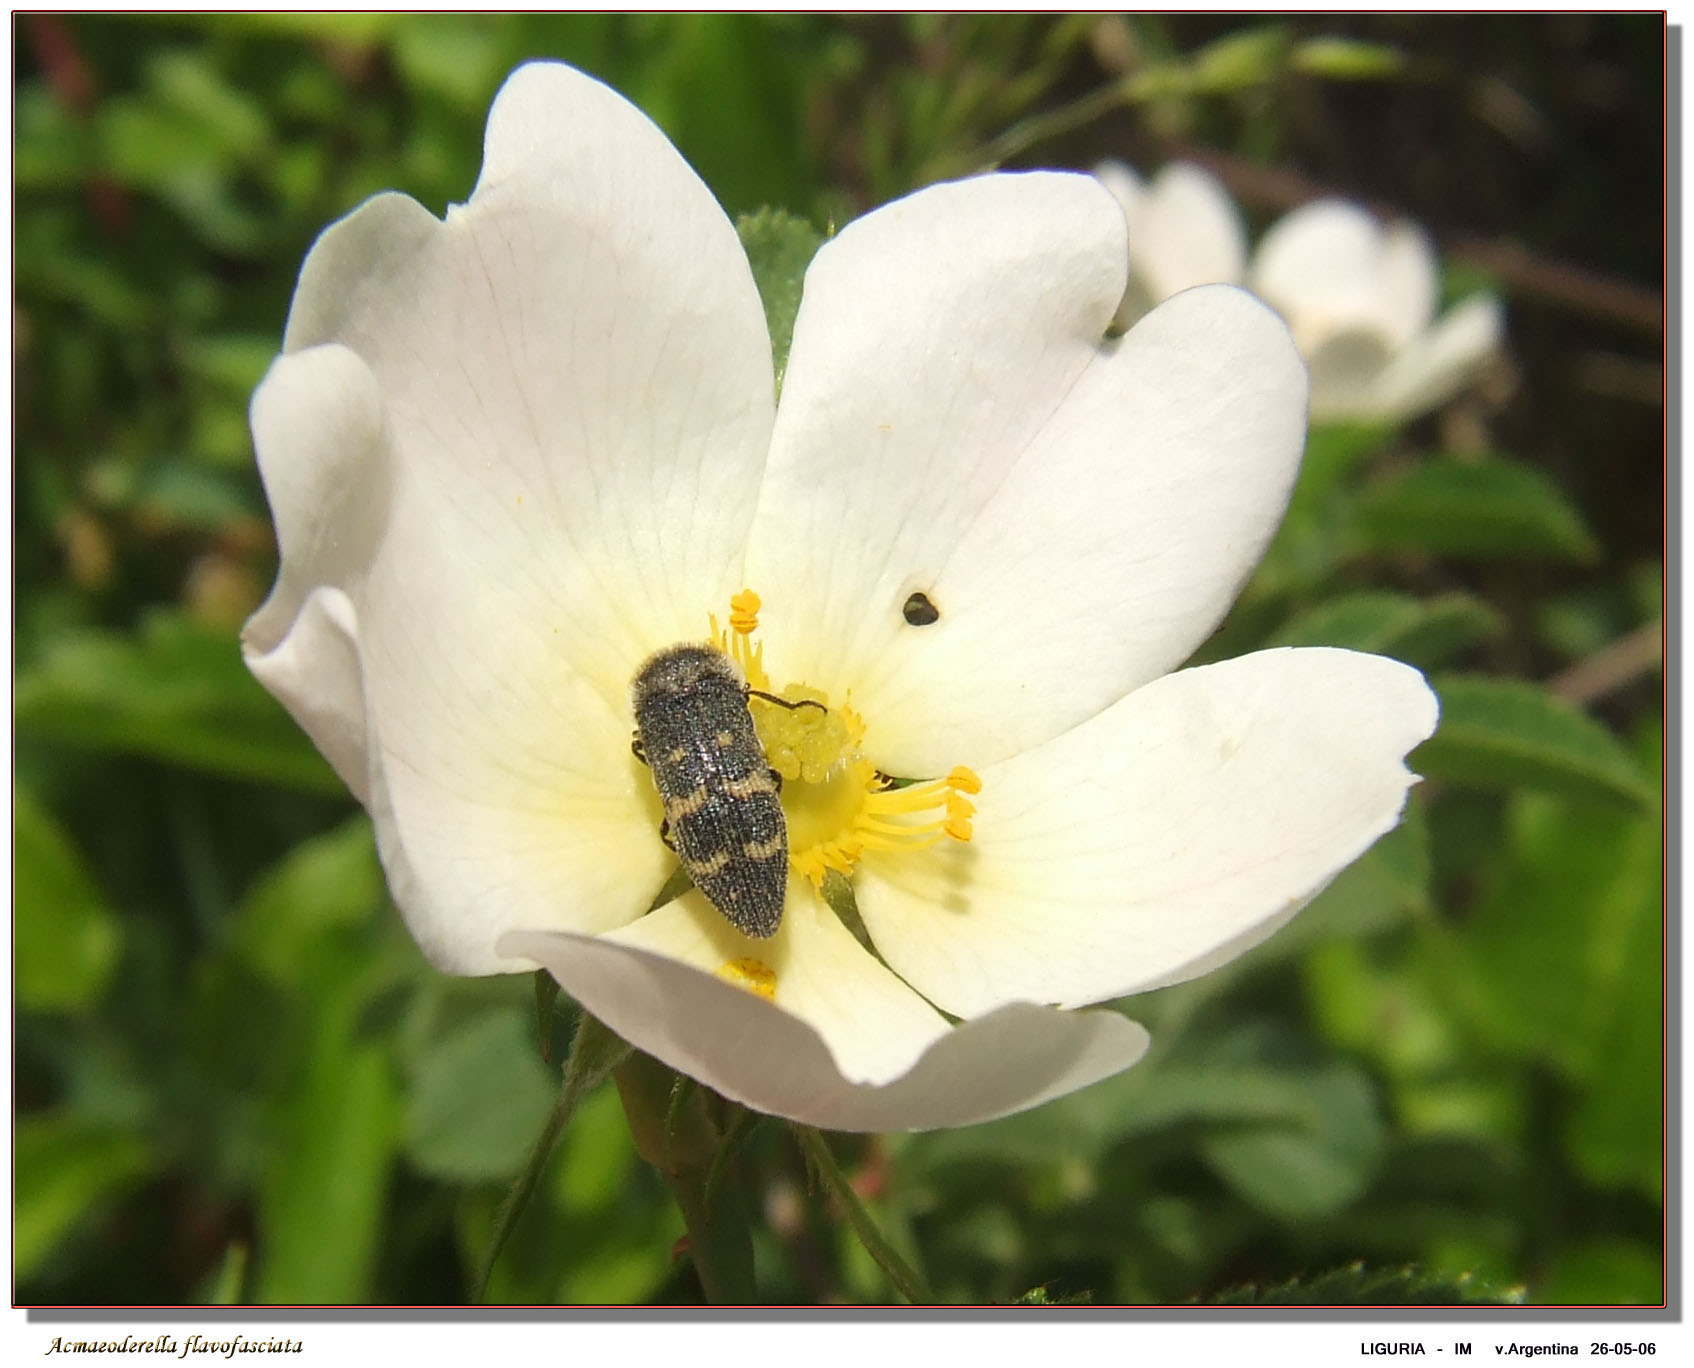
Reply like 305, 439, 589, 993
14, 13, 1663, 1306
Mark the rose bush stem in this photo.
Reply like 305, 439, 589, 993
792, 1126, 936, 1305
614, 1052, 759, 1304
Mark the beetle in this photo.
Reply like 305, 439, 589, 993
630, 643, 820, 939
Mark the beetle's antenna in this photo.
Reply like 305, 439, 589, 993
748, 689, 827, 714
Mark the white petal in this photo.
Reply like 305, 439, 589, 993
243, 354, 672, 973
499, 924, 1151, 1131
1134, 162, 1248, 302
1251, 199, 1403, 354
604, 885, 952, 1085
751, 204, 1307, 774
1360, 294, 1506, 423
853, 648, 1438, 1016
246, 62, 782, 974
282, 60, 775, 700
243, 585, 368, 802
1377, 220, 1440, 349
242, 343, 393, 793
1302, 328, 1398, 421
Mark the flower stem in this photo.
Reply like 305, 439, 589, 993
471, 1009, 630, 1304
792, 1126, 936, 1305
614, 1052, 759, 1304
936, 75, 1140, 182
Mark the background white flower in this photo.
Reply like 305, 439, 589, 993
1093, 159, 1247, 329
1097, 160, 1504, 424
244, 62, 1438, 1133
1250, 198, 1505, 424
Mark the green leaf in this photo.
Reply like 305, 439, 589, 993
103, 459, 255, 531
551, 1084, 639, 1214
1010, 1284, 1093, 1305
181, 333, 279, 397
15, 610, 344, 794
1568, 1040, 1665, 1202
207, 12, 404, 44
904, 1027, 1385, 1209
1305, 940, 1463, 1081
1453, 791, 1660, 1094
1305, 924, 1533, 1148
13, 787, 122, 1012
1536, 1239, 1664, 1306
406, 1007, 558, 1182
1189, 25, 1290, 91
1269, 590, 1500, 668
391, 15, 506, 109
1242, 421, 1392, 601
230, 819, 385, 984
1291, 37, 1406, 80
1305, 421, 1398, 478
1414, 675, 1656, 809
13, 88, 92, 189
146, 49, 272, 162
464, 1085, 673, 1306
1198, 1061, 1385, 1221
737, 207, 823, 390
196, 1243, 251, 1305
1349, 455, 1599, 563
1207, 1263, 1509, 1306
15, 1112, 156, 1284
256, 1014, 400, 1303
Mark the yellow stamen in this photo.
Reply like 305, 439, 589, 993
728, 589, 762, 634
710, 588, 769, 691
717, 957, 778, 1000
946, 765, 983, 795
706, 590, 981, 892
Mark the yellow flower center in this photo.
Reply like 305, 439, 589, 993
710, 588, 979, 891
716, 956, 777, 1000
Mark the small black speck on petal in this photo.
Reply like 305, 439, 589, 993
902, 591, 940, 626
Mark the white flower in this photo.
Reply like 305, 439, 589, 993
243, 63, 1438, 1133
1096, 161, 1504, 424
1093, 158, 1247, 329
1250, 198, 1505, 424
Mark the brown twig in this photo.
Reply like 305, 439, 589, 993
1546, 618, 1664, 707
1176, 145, 1662, 337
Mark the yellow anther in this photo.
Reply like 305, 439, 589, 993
728, 589, 762, 635
946, 765, 982, 795
717, 956, 778, 1000
711, 591, 769, 690
698, 590, 981, 895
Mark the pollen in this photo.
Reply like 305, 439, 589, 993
709, 590, 981, 893
717, 956, 778, 1000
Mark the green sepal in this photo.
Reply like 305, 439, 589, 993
532, 969, 561, 1064
737, 207, 825, 392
